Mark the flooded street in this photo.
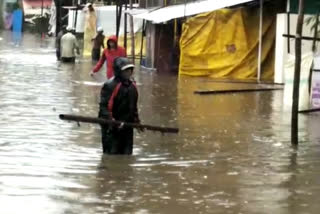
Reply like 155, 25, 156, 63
0, 31, 320, 214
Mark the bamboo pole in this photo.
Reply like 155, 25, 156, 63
291, 0, 305, 146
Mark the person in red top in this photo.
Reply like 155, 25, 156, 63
90, 35, 126, 79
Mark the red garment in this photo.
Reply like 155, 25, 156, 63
92, 35, 126, 79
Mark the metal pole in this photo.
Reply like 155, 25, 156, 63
116, 1, 123, 38
291, 0, 305, 146
287, 0, 291, 53
257, 0, 263, 82
41, 0, 44, 17
287, 12, 291, 53
116, 2, 119, 37
124, 1, 128, 51
75, 9, 78, 31
129, 0, 135, 62
74, 4, 79, 31
140, 20, 145, 65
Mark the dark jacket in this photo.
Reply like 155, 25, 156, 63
99, 58, 139, 154
99, 78, 139, 123
92, 33, 105, 50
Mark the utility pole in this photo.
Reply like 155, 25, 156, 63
291, 0, 305, 146
124, 1, 128, 51
129, 0, 135, 62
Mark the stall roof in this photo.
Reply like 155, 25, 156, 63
133, 0, 255, 23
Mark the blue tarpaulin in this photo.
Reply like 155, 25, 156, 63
12, 9, 23, 32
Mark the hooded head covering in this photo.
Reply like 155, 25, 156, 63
107, 35, 118, 49
113, 57, 135, 78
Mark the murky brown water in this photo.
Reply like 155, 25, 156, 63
0, 31, 320, 214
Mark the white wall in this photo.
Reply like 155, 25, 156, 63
275, 13, 317, 83
68, 6, 143, 36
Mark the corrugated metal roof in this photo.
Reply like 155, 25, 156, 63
133, 0, 255, 23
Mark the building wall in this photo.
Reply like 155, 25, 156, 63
144, 20, 182, 73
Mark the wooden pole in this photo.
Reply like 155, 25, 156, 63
299, 108, 320, 114
283, 34, 320, 41
291, 0, 305, 146
59, 114, 179, 134
129, 0, 135, 62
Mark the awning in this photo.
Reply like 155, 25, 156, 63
134, 0, 254, 23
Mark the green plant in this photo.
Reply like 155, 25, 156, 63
305, 15, 320, 36
304, 2, 320, 36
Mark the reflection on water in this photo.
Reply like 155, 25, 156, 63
0, 31, 320, 214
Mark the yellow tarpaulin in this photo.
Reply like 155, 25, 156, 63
179, 8, 276, 80
83, 11, 97, 57
117, 32, 146, 57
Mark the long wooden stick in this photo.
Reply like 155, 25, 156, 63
298, 108, 320, 114
59, 114, 179, 134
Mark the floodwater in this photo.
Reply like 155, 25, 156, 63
0, 31, 320, 214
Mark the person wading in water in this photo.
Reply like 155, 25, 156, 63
98, 57, 142, 154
